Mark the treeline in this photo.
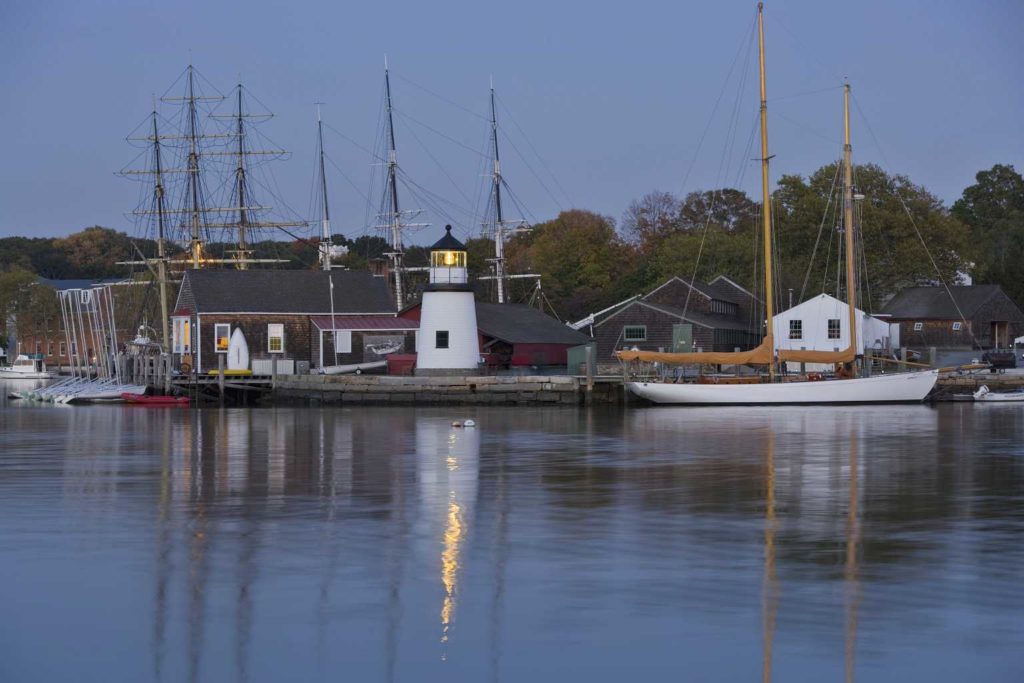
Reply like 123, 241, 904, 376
1, 163, 1020, 325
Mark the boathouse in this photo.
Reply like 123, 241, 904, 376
589, 275, 763, 363
880, 285, 1024, 350
171, 269, 394, 374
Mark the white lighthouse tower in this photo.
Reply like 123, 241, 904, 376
416, 225, 480, 374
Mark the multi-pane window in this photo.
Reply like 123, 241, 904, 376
436, 330, 450, 349
47, 342, 54, 357
623, 325, 647, 342
827, 319, 841, 340
214, 324, 230, 353
268, 324, 285, 353
952, 322, 962, 331
789, 320, 803, 340
913, 322, 923, 331
59, 342, 66, 357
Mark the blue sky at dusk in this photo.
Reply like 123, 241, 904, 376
1, 0, 1020, 242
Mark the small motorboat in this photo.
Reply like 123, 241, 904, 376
121, 392, 190, 406
0, 354, 55, 379
973, 385, 1024, 402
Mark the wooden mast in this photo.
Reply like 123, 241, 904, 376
151, 108, 170, 349
842, 83, 859, 369
757, 2, 776, 380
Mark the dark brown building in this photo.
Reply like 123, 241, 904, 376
172, 269, 395, 373
591, 275, 763, 363
881, 284, 1024, 350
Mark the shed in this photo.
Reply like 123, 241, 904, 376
171, 269, 394, 373
880, 285, 1024, 349
773, 293, 898, 371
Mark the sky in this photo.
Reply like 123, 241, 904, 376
0, 0, 1021, 244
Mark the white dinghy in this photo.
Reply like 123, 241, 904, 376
973, 385, 1024, 402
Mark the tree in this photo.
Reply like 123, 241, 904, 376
773, 163, 968, 309
53, 226, 140, 278
0, 268, 59, 350
952, 164, 1024, 305
621, 191, 681, 249
510, 210, 637, 320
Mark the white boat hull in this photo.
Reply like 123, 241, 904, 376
627, 370, 939, 405
320, 360, 387, 375
974, 385, 1024, 402
0, 370, 55, 379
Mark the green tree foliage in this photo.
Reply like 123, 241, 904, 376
952, 164, 1024, 305
509, 210, 636, 319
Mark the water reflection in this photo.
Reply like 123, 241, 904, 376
0, 398, 1022, 682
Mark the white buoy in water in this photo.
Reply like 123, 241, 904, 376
463, 419, 476, 428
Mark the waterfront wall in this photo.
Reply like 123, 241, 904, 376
270, 374, 622, 405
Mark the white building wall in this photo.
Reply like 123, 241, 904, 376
773, 293, 895, 371
417, 290, 480, 370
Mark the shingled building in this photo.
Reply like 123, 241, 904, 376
880, 284, 1024, 349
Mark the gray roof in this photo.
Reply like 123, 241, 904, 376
880, 285, 1010, 320
640, 301, 757, 331
181, 269, 394, 314
476, 303, 591, 345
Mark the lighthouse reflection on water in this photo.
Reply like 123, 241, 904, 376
416, 419, 479, 659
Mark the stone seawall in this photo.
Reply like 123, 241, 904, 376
271, 374, 622, 405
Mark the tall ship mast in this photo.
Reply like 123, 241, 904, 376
315, 104, 333, 270
207, 80, 306, 268
376, 58, 426, 309
479, 81, 535, 303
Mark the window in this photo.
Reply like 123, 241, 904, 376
710, 299, 737, 316
789, 320, 803, 340
214, 324, 230, 352
172, 318, 192, 354
334, 329, 352, 353
913, 322, 923, 332
436, 330, 449, 349
268, 324, 285, 353
623, 325, 647, 342
827, 319, 841, 340
59, 342, 66, 357
952, 322, 962, 331
35, 341, 41, 356
47, 342, 54, 357
70, 341, 77, 358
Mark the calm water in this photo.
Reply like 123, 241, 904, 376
1, 383, 1022, 682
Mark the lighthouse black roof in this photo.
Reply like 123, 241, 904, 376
430, 225, 466, 251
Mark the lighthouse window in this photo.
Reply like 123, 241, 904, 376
789, 320, 803, 340
436, 330, 449, 349
214, 324, 230, 353
268, 324, 285, 353
827, 319, 841, 340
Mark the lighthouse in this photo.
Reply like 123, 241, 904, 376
416, 225, 480, 374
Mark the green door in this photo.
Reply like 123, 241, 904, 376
672, 324, 693, 352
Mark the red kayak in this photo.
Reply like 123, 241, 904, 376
121, 393, 190, 406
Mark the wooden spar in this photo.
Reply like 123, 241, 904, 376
842, 83, 859, 371
151, 109, 171, 349
757, 2, 775, 381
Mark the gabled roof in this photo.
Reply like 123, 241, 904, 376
179, 270, 394, 314
594, 299, 755, 331
881, 285, 1014, 320
476, 303, 590, 345
430, 225, 466, 251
